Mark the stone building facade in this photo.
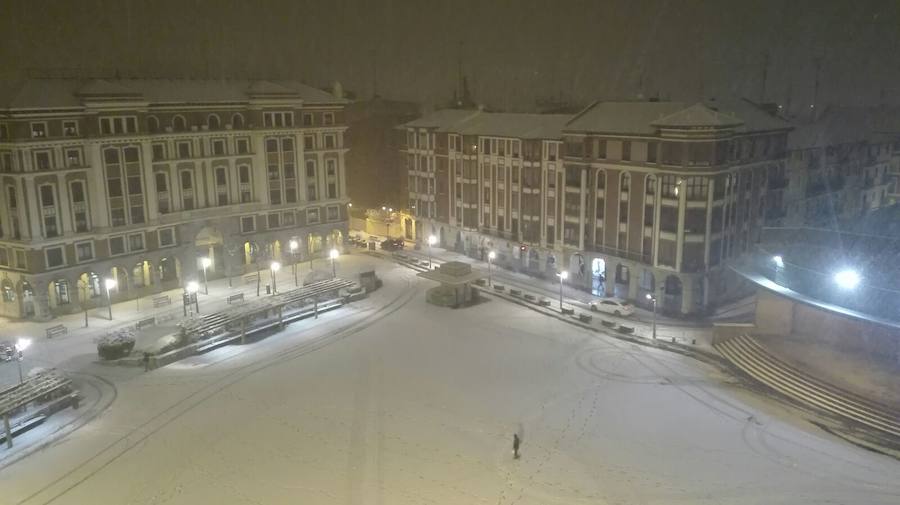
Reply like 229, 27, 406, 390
403, 100, 791, 315
0, 78, 349, 320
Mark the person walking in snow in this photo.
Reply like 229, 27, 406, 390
513, 433, 521, 459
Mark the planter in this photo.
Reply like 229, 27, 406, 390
578, 314, 593, 323
493, 285, 506, 291
509, 289, 521, 296
601, 320, 616, 328
539, 299, 551, 307
475, 279, 487, 286
523, 294, 536, 302
617, 325, 635, 334
561, 308, 575, 315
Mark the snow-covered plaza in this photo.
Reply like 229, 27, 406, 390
1, 259, 898, 505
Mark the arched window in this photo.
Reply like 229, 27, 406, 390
231, 113, 244, 129
645, 174, 657, 195
147, 116, 160, 133
172, 115, 187, 132
207, 114, 221, 130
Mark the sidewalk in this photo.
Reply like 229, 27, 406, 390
0, 253, 377, 386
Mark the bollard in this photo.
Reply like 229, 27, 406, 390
671, 337, 675, 343
692, 339, 696, 345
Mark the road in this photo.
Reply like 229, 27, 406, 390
0, 257, 897, 504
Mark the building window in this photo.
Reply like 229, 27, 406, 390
1, 151, 12, 172
75, 241, 94, 262
323, 112, 335, 125
180, 171, 194, 210
647, 142, 658, 163
54, 280, 70, 305
212, 139, 226, 155
65, 148, 82, 167
231, 113, 244, 129
158, 227, 176, 247
39, 185, 59, 237
100, 116, 138, 135
326, 205, 339, 221
155, 172, 170, 214
240, 215, 256, 233
238, 165, 252, 203
236, 138, 250, 154
263, 111, 294, 127
307, 208, 320, 224
63, 120, 78, 136
31, 122, 47, 138
70, 181, 89, 232
302, 113, 313, 126
45, 246, 65, 268
152, 143, 166, 161
109, 236, 126, 255
0, 124, 8, 139
172, 115, 187, 132
282, 211, 295, 227
34, 151, 52, 170
621, 141, 631, 161
304, 135, 315, 150
324, 134, 336, 149
0, 249, 7, 267
207, 114, 221, 130
147, 116, 160, 133
267, 213, 281, 229
128, 233, 144, 251
177, 141, 191, 158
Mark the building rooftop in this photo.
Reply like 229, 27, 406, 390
0, 78, 347, 110
404, 109, 571, 140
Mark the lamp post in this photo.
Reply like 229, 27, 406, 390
104, 278, 117, 320
646, 293, 658, 339
289, 240, 299, 287
427, 235, 437, 268
186, 281, 200, 314
488, 250, 496, 286
329, 248, 339, 279
200, 257, 211, 295
557, 271, 568, 310
15, 338, 31, 384
270, 261, 281, 294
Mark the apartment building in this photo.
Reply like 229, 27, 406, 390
0, 78, 349, 320
404, 100, 791, 315
778, 107, 898, 228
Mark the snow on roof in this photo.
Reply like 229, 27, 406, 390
566, 99, 790, 135
403, 109, 570, 139
651, 102, 744, 128
0, 78, 346, 109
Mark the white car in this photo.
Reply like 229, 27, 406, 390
589, 298, 634, 317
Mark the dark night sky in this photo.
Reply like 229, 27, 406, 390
2, 0, 899, 112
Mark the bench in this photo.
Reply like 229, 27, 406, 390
509, 289, 521, 296
475, 279, 487, 287
46, 325, 67, 338
617, 325, 635, 334
538, 299, 551, 307
152, 295, 171, 308
601, 320, 616, 328
578, 313, 593, 323
493, 284, 505, 292
227, 293, 245, 304
561, 307, 575, 315
136, 317, 155, 330
523, 294, 535, 302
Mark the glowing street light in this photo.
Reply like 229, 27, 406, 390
834, 269, 861, 290
557, 270, 569, 310
200, 257, 212, 294
270, 261, 281, 294
329, 248, 339, 279
104, 278, 117, 320
646, 293, 658, 339
772, 255, 784, 268
487, 250, 496, 286
427, 234, 437, 268
289, 240, 299, 287
14, 337, 31, 384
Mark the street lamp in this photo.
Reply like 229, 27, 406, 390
270, 261, 281, 294
200, 257, 211, 295
557, 271, 568, 310
186, 281, 200, 314
289, 240, 299, 287
646, 293, 658, 339
329, 248, 339, 279
488, 250, 496, 286
834, 269, 860, 290
14, 338, 31, 384
104, 278, 117, 320
427, 234, 437, 268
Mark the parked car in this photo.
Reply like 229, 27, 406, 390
0, 341, 16, 361
380, 238, 405, 251
589, 298, 634, 317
